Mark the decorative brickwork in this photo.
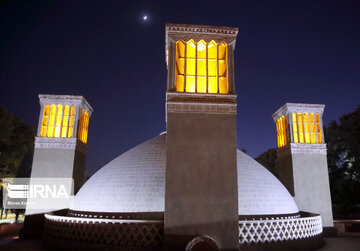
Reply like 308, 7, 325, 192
35, 137, 87, 154
44, 213, 322, 248
44, 214, 163, 247
277, 143, 327, 158
272, 103, 324, 121
39, 94, 93, 113
166, 93, 237, 115
166, 23, 238, 47
238, 214, 322, 244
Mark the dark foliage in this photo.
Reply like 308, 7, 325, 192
0, 107, 35, 178
255, 148, 278, 177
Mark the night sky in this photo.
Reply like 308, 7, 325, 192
1, 0, 359, 176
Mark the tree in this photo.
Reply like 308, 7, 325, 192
0, 107, 35, 220
325, 105, 360, 215
0, 107, 35, 178
255, 148, 278, 177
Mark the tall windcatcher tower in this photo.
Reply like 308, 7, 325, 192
31, 94, 92, 197
273, 103, 334, 230
164, 24, 239, 250
22, 94, 92, 238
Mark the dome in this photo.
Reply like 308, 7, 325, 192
71, 134, 299, 216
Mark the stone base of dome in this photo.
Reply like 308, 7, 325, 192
42, 211, 323, 250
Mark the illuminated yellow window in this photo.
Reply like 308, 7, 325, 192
67, 105, 75, 138
197, 40, 207, 93
208, 40, 218, 93
78, 109, 90, 144
186, 39, 196, 93
47, 105, 56, 137
276, 115, 289, 148
315, 113, 322, 143
292, 113, 298, 143
284, 115, 289, 145
54, 105, 63, 137
276, 120, 280, 148
303, 113, 310, 143
175, 40, 185, 92
40, 105, 50, 137
219, 43, 228, 94
174, 39, 228, 94
310, 113, 316, 143
297, 113, 305, 143
61, 105, 69, 137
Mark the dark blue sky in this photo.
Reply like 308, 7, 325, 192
1, 0, 359, 176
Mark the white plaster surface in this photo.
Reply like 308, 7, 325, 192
72, 135, 299, 215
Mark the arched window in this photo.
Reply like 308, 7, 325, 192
276, 115, 289, 148
174, 39, 228, 94
175, 40, 185, 92
298, 113, 304, 143
68, 105, 75, 138
186, 39, 196, 93
47, 104, 57, 137
78, 109, 90, 144
292, 113, 298, 143
54, 104, 63, 137
60, 105, 69, 137
219, 42, 228, 94
304, 112, 310, 143
310, 113, 316, 143
208, 40, 218, 93
41, 105, 50, 137
315, 113, 322, 143
197, 40, 207, 93
276, 119, 280, 148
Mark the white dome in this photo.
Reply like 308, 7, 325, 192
72, 134, 299, 216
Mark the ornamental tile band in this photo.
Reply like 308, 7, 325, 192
238, 214, 322, 244
277, 143, 327, 158
35, 137, 88, 154
273, 103, 325, 121
39, 94, 93, 113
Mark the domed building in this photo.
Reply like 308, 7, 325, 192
25, 24, 334, 250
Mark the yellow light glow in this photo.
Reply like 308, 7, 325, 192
186, 76, 196, 92
67, 105, 75, 138
197, 40, 206, 58
276, 115, 290, 148
54, 104, 63, 137
176, 74, 184, 92
304, 113, 310, 143
61, 105, 69, 138
279, 117, 284, 147
276, 120, 280, 148
47, 104, 56, 137
197, 76, 206, 93
166, 49, 169, 67
315, 113, 321, 143
218, 43, 228, 94
175, 40, 185, 92
298, 113, 304, 143
187, 39, 196, 58
78, 109, 90, 144
292, 112, 298, 143
208, 76, 217, 93
173, 39, 228, 94
310, 113, 316, 143
40, 105, 50, 137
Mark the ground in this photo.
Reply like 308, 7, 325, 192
0, 235, 359, 251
